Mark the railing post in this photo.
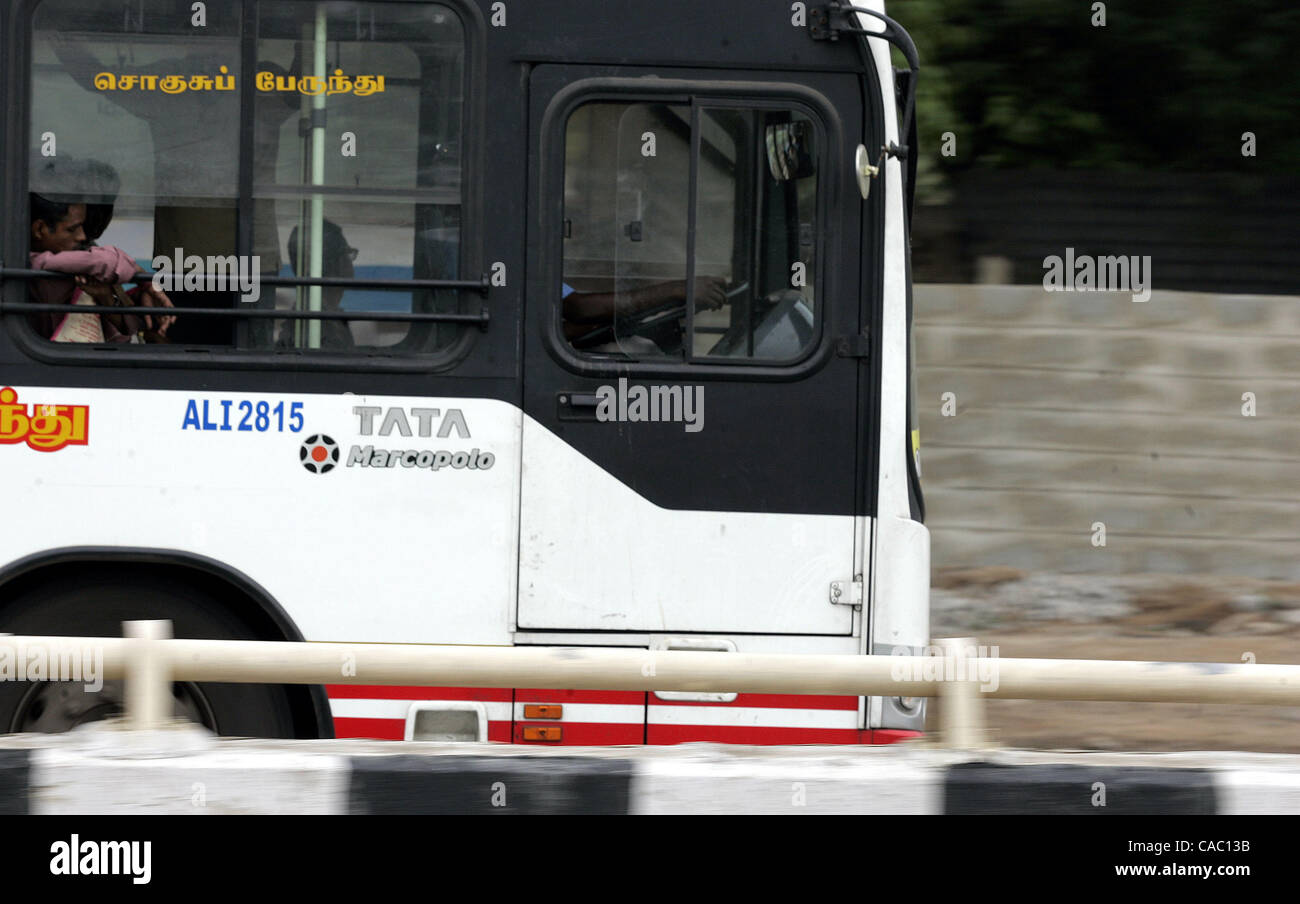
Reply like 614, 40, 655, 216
938, 636, 989, 750
124, 620, 173, 730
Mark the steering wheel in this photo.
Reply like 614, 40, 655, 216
704, 288, 808, 357
569, 299, 683, 351
569, 281, 750, 353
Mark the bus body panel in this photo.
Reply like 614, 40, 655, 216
518, 414, 857, 635
0, 385, 521, 646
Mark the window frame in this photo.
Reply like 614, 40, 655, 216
686, 99, 822, 364
1, 0, 486, 373
539, 76, 844, 382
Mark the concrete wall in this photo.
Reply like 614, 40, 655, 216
915, 285, 1300, 579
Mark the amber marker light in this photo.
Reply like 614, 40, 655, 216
522, 726, 562, 742
523, 704, 563, 719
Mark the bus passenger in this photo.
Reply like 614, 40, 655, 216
281, 220, 356, 350
28, 194, 175, 342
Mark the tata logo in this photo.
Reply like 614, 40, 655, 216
352, 406, 470, 439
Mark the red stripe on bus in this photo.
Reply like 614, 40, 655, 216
326, 685, 513, 702
333, 717, 913, 746
648, 693, 858, 710
326, 687, 856, 710
332, 718, 405, 740
647, 725, 867, 745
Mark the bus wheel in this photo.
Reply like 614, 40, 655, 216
0, 574, 302, 739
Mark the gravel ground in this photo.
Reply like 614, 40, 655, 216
926, 568, 1300, 753
932, 567, 1300, 637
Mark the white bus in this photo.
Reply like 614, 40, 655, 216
0, 0, 928, 745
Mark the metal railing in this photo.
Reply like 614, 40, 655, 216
0, 265, 493, 328
6, 623, 1300, 747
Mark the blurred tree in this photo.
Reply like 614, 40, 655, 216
887, 0, 1300, 194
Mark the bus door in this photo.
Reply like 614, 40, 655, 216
519, 65, 866, 637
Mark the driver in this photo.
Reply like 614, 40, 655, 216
562, 276, 728, 353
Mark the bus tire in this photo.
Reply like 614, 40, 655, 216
0, 573, 303, 738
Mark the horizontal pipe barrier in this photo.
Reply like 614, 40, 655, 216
2, 625, 1297, 702
3, 623, 1298, 748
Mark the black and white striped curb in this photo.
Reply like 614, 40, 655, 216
1, 728, 1297, 814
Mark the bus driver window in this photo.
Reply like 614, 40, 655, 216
561, 101, 820, 362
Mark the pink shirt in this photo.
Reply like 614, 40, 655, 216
30, 246, 139, 292
28, 246, 142, 341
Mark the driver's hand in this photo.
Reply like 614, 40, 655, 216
694, 276, 728, 312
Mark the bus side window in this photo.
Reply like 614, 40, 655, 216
27, 0, 467, 355
30, 6, 242, 345
255, 1, 465, 352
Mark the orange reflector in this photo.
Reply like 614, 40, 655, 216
522, 725, 562, 742
523, 704, 563, 720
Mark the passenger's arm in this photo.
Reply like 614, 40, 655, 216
30, 246, 140, 284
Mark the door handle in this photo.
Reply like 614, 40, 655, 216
557, 391, 601, 421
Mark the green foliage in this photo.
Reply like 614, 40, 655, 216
887, 0, 1300, 185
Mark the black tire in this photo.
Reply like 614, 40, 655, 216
0, 573, 302, 738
